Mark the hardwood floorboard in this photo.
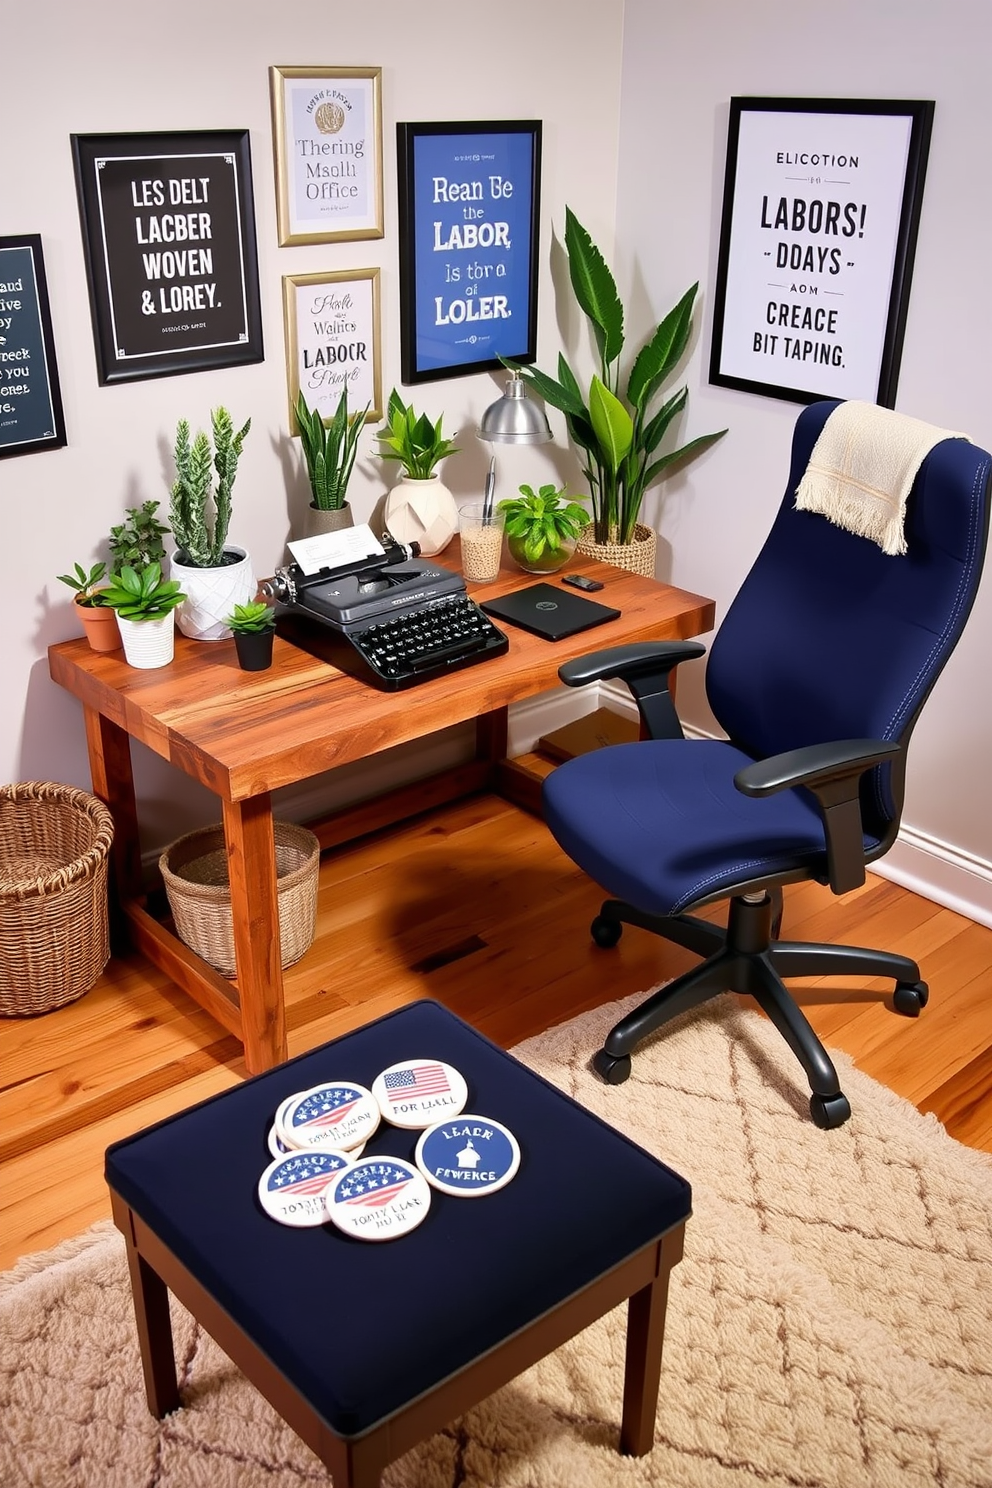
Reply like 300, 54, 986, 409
2, 790, 990, 1271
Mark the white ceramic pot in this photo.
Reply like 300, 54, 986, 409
170, 546, 255, 641
382, 475, 458, 556
117, 612, 176, 669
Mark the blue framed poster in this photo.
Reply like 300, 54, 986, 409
396, 120, 541, 384
0, 235, 67, 459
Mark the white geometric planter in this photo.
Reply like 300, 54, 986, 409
170, 546, 255, 641
383, 475, 458, 556
117, 612, 176, 669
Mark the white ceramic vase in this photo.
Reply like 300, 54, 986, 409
117, 613, 176, 669
170, 546, 255, 641
382, 475, 458, 556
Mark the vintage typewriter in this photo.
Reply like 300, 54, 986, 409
259, 535, 509, 690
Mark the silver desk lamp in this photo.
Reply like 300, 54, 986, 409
478, 371, 553, 524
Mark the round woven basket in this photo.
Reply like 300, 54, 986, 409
159, 822, 320, 978
575, 522, 658, 578
0, 781, 114, 1016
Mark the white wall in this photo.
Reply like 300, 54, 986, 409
613, 0, 992, 922
1, 0, 622, 849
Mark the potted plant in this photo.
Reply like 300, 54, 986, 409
225, 600, 277, 672
376, 389, 460, 555
168, 407, 255, 640
108, 500, 170, 573
99, 562, 185, 669
498, 483, 589, 574
56, 561, 121, 653
503, 207, 727, 575
295, 386, 370, 539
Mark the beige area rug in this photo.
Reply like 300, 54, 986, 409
3, 992, 992, 1488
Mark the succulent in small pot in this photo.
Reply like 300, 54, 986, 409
498, 483, 589, 574
99, 562, 186, 670
225, 600, 276, 672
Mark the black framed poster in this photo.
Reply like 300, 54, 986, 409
396, 119, 541, 384
709, 98, 934, 407
71, 129, 264, 385
0, 235, 66, 458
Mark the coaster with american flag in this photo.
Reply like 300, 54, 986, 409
325, 1156, 432, 1241
279, 1082, 380, 1152
371, 1059, 469, 1129
257, 1148, 352, 1227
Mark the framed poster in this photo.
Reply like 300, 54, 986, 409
269, 66, 383, 245
396, 119, 542, 384
0, 235, 66, 458
70, 129, 264, 386
283, 268, 382, 431
709, 98, 934, 407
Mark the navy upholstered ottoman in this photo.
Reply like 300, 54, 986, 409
107, 1000, 691, 1488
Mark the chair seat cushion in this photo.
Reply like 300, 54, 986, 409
542, 739, 862, 914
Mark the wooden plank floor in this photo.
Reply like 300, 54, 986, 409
2, 789, 990, 1271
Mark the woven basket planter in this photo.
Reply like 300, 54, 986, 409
160, 822, 320, 978
575, 523, 658, 578
0, 781, 114, 1016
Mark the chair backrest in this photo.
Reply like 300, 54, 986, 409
706, 400, 991, 850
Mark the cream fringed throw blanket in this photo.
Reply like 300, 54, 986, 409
794, 399, 968, 555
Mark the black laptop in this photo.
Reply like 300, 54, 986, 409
481, 582, 620, 642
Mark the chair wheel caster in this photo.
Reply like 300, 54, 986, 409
809, 1092, 852, 1129
591, 915, 623, 949
893, 980, 929, 1016
593, 1048, 632, 1085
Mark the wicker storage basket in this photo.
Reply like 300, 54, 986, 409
160, 822, 320, 978
575, 522, 658, 578
0, 781, 114, 1016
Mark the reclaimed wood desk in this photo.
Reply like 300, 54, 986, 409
49, 544, 714, 1074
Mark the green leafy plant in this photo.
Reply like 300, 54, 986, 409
503, 207, 726, 544
376, 389, 458, 480
498, 483, 589, 571
225, 601, 276, 634
57, 561, 108, 607
99, 562, 185, 622
295, 387, 369, 511
169, 407, 251, 568
109, 501, 170, 573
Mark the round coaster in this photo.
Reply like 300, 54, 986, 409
257, 1149, 352, 1227
371, 1059, 468, 1129
324, 1156, 432, 1242
279, 1083, 380, 1152
267, 1121, 291, 1160
415, 1115, 520, 1197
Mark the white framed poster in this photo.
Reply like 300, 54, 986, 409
269, 66, 383, 245
709, 98, 934, 407
282, 268, 381, 431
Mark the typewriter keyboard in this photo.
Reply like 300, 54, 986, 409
353, 593, 509, 686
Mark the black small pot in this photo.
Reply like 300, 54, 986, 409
233, 628, 274, 672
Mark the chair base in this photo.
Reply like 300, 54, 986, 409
591, 894, 928, 1129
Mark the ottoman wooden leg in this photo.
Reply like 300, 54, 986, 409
620, 1224, 686, 1456
113, 1194, 181, 1418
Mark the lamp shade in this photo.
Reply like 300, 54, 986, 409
478, 372, 552, 445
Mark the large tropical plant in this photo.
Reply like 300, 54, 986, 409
504, 208, 726, 544
295, 386, 369, 511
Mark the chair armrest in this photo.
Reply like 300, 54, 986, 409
557, 642, 707, 741
735, 739, 901, 894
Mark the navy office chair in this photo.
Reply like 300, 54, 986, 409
543, 401, 990, 1128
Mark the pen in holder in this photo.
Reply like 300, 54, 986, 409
481, 454, 496, 526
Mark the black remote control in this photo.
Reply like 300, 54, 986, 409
561, 573, 605, 592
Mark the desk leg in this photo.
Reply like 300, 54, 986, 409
223, 794, 287, 1073
83, 705, 143, 906
112, 1194, 181, 1418
619, 1224, 686, 1456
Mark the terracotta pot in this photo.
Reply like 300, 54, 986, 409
75, 596, 121, 653
575, 523, 657, 577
